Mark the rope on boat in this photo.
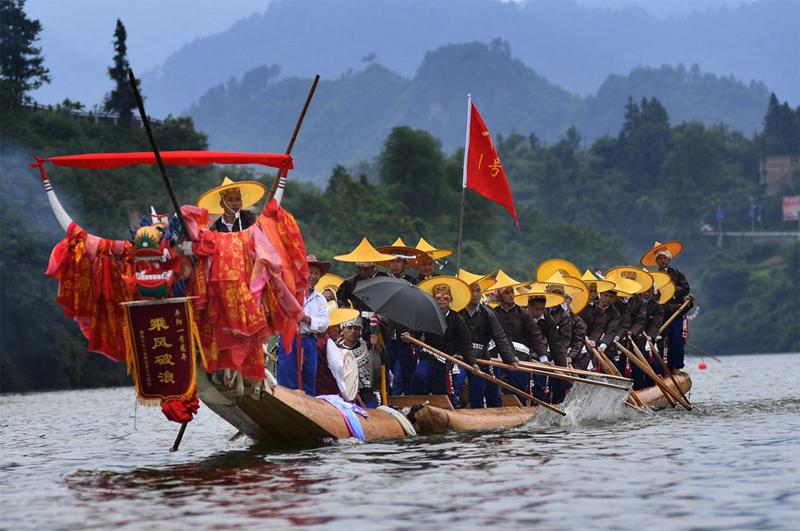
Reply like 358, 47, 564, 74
378, 406, 417, 437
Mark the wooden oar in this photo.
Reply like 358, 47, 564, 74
626, 339, 676, 408
475, 358, 631, 392
584, 338, 645, 408
405, 337, 565, 416
614, 340, 691, 411
170, 423, 187, 452
517, 359, 633, 383
687, 340, 722, 362
643, 333, 692, 407
659, 296, 693, 335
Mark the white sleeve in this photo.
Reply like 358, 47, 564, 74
326, 338, 347, 396
308, 294, 330, 333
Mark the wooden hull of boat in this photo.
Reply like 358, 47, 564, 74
412, 405, 536, 435
197, 371, 407, 447
633, 371, 692, 410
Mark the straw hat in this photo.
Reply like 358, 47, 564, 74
562, 275, 590, 314
415, 237, 453, 260
657, 279, 676, 305
418, 275, 471, 311
640, 240, 683, 267
376, 237, 429, 268
316, 272, 344, 293
580, 269, 616, 293
487, 270, 527, 293
609, 276, 642, 297
650, 271, 672, 291
457, 268, 497, 292
514, 284, 565, 308
334, 238, 396, 263
196, 176, 266, 215
606, 266, 653, 294
536, 258, 581, 282
328, 308, 361, 328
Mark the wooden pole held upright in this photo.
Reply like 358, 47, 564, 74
659, 296, 693, 335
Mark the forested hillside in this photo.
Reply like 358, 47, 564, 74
190, 41, 772, 182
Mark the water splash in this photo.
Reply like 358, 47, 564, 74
527, 379, 639, 428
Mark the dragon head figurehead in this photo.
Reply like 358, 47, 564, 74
131, 211, 182, 298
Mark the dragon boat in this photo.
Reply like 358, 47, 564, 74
197, 369, 692, 447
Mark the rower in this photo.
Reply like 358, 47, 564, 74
490, 272, 548, 400
413, 237, 451, 283
457, 270, 517, 408
631, 285, 665, 389
276, 255, 330, 395
640, 241, 691, 375
405, 277, 472, 407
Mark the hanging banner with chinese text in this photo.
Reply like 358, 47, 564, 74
122, 297, 197, 405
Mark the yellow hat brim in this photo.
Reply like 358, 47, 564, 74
457, 268, 497, 292
418, 275, 472, 312
657, 280, 675, 304
606, 266, 654, 294
562, 276, 589, 314
316, 273, 344, 293
640, 240, 684, 267
415, 237, 453, 260
609, 276, 642, 296
536, 258, 581, 282
196, 178, 266, 215
375, 246, 429, 268
514, 286, 565, 308
328, 308, 361, 328
488, 270, 528, 293
650, 271, 672, 291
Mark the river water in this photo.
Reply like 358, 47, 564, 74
1, 353, 798, 530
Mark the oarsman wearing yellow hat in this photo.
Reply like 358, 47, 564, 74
404, 276, 472, 406
519, 284, 568, 403
629, 276, 667, 389
605, 268, 649, 374
641, 240, 692, 374
334, 238, 394, 340
377, 238, 425, 285
197, 177, 265, 232
457, 269, 517, 408
489, 271, 548, 400
582, 272, 624, 371
413, 237, 451, 283
314, 308, 361, 400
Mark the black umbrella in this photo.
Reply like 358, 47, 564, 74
353, 276, 447, 335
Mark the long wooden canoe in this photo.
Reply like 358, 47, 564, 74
197, 370, 692, 446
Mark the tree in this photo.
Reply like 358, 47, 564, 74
0, 0, 50, 108
103, 19, 137, 122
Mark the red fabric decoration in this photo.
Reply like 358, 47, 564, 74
465, 101, 519, 227
33, 151, 293, 171
161, 395, 200, 424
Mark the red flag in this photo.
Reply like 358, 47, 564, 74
464, 98, 518, 226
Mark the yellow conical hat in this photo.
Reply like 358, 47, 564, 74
315, 273, 344, 293
536, 258, 581, 282
415, 237, 452, 260
657, 279, 676, 304
514, 284, 565, 308
488, 270, 527, 292
196, 176, 266, 215
606, 266, 654, 293
457, 268, 497, 292
418, 275, 471, 312
334, 237, 396, 263
562, 276, 589, 314
580, 269, 615, 293
640, 240, 684, 267
328, 308, 361, 328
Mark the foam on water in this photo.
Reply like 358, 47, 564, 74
526, 378, 638, 428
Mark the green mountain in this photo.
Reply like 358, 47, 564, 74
189, 41, 771, 182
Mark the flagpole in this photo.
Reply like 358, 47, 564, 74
455, 93, 472, 273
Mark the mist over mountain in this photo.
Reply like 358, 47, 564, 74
188, 41, 771, 182
140, 0, 797, 117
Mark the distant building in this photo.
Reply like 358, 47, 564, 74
760, 155, 799, 196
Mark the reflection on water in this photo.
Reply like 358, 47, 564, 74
2, 354, 799, 530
